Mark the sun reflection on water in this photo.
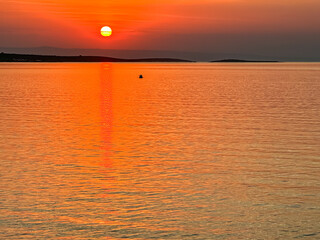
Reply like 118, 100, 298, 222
0, 63, 319, 239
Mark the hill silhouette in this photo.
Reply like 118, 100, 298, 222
0, 53, 193, 62
211, 59, 278, 63
0, 47, 294, 62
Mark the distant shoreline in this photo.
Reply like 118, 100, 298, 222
0, 53, 193, 63
210, 59, 279, 63
0, 53, 280, 63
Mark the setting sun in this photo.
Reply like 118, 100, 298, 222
101, 26, 112, 37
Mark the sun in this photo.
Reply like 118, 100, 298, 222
101, 26, 112, 37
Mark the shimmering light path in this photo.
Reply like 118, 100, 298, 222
0, 63, 319, 239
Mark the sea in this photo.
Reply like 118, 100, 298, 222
0, 63, 319, 239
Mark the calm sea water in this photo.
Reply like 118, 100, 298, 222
0, 63, 319, 239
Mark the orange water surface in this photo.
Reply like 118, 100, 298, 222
0, 63, 319, 239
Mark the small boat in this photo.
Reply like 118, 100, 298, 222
139, 74, 143, 78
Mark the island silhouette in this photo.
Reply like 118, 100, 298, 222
0, 52, 193, 62
0, 52, 278, 63
211, 59, 278, 63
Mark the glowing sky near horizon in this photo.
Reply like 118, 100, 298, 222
0, 0, 319, 57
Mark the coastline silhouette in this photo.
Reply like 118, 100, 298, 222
0, 52, 278, 63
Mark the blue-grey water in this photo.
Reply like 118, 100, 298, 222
0, 63, 319, 239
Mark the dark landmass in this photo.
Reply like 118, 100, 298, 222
0, 53, 281, 63
211, 59, 279, 63
1, 47, 319, 62
0, 53, 193, 62
0, 47, 279, 62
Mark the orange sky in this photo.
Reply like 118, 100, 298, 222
1, 0, 320, 57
